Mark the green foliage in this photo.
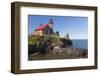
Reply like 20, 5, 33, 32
56, 31, 59, 36
66, 39, 73, 46
60, 38, 73, 47
28, 35, 39, 45
28, 33, 72, 46
28, 35, 60, 45
52, 32, 57, 36
66, 33, 70, 39
49, 35, 59, 42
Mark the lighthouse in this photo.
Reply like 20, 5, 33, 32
48, 19, 53, 29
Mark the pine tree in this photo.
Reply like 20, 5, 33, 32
66, 33, 70, 40
66, 33, 73, 46
56, 31, 59, 36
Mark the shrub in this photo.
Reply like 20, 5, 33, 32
28, 35, 40, 45
60, 38, 73, 47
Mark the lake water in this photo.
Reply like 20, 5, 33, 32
72, 39, 88, 49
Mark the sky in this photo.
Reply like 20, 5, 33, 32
28, 15, 88, 39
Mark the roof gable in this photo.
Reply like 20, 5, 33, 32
35, 24, 48, 31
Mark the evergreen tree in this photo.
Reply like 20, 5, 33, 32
66, 33, 73, 46
56, 31, 59, 36
66, 33, 70, 40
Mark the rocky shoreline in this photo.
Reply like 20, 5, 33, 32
50, 46, 87, 58
28, 36, 88, 60
29, 46, 88, 60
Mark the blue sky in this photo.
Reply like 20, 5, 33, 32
28, 15, 88, 39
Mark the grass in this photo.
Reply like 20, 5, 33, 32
28, 34, 60, 45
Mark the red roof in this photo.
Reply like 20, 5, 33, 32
35, 24, 48, 31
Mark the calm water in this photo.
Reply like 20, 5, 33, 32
72, 39, 88, 49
